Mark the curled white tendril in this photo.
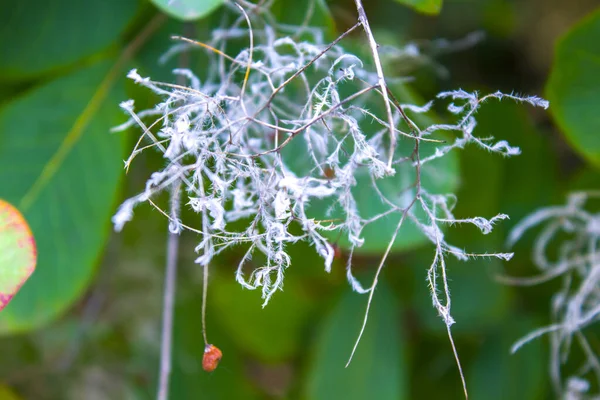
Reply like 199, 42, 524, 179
507, 191, 600, 398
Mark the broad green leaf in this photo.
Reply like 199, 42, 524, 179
210, 265, 318, 362
305, 282, 408, 400
0, 61, 127, 333
150, 0, 224, 21
393, 0, 443, 15
546, 8, 600, 168
468, 317, 547, 400
0, 200, 36, 311
0, 0, 138, 81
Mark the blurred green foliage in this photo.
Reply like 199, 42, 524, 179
0, 0, 139, 80
0, 0, 599, 399
393, 0, 442, 15
546, 8, 600, 168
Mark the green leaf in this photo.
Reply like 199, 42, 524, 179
546, 8, 600, 168
149, 0, 224, 21
305, 282, 408, 400
0, 200, 36, 312
0, 0, 138, 81
0, 61, 127, 333
468, 317, 547, 400
393, 0, 443, 15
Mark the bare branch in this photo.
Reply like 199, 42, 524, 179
157, 181, 181, 400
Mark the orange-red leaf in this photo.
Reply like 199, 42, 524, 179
0, 199, 36, 311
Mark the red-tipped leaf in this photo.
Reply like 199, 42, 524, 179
0, 199, 36, 311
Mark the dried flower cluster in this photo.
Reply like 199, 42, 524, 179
111, 0, 548, 394
508, 192, 600, 398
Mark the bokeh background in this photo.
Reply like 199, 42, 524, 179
1, 0, 600, 398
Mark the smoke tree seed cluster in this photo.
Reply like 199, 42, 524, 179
508, 192, 600, 398
111, 0, 548, 388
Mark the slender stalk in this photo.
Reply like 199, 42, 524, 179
157, 182, 181, 400
447, 325, 468, 400
157, 20, 194, 399
202, 258, 209, 345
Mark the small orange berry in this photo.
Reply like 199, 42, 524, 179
202, 344, 223, 372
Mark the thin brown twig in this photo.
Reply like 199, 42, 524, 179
202, 253, 209, 345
